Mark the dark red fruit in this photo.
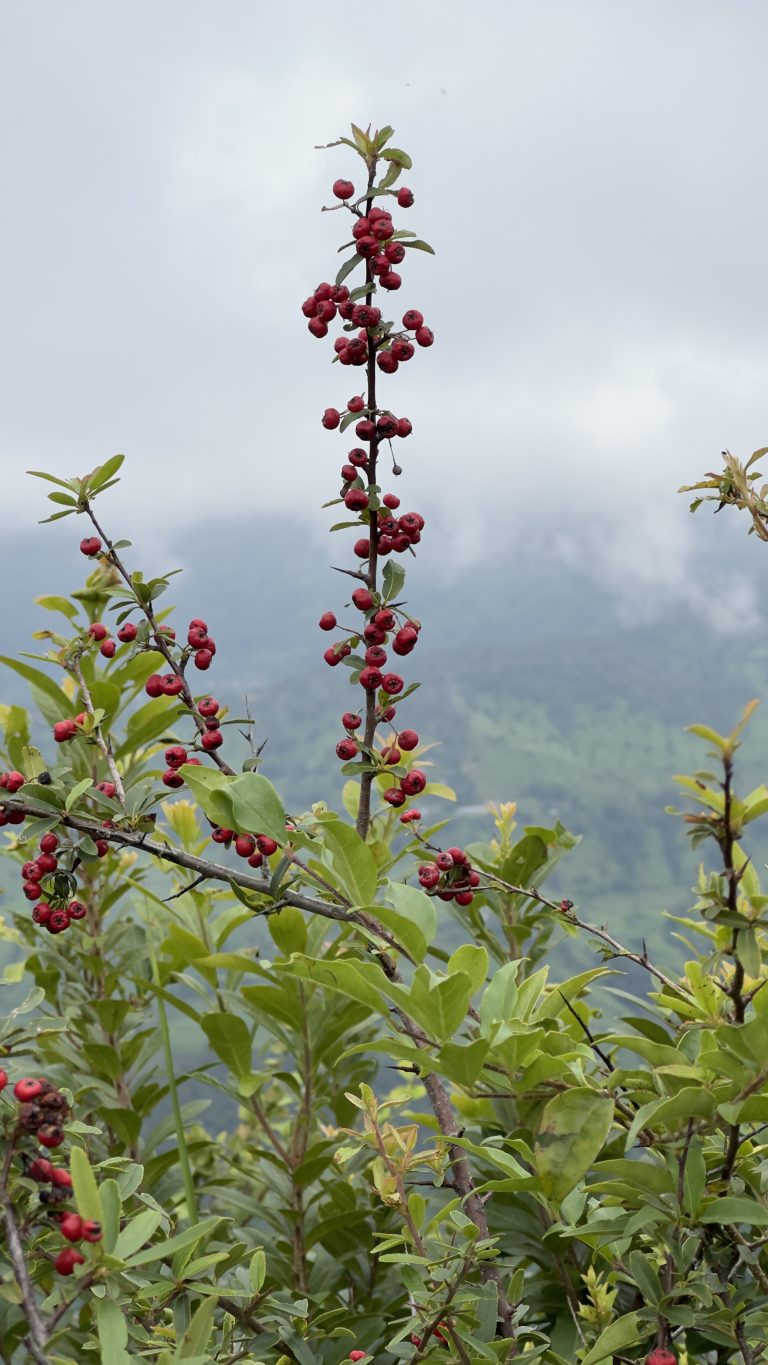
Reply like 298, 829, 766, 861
349, 1353, 367, 1362
402, 309, 423, 330
377, 351, 398, 375
59, 1213, 84, 1242
347, 395, 365, 413
396, 418, 412, 438
14, 1078, 43, 1102
381, 673, 404, 695
382, 493, 400, 510
336, 738, 358, 761
198, 697, 219, 718
50, 1167, 72, 1187
201, 729, 223, 751
160, 674, 184, 695
380, 271, 401, 291
383, 787, 407, 807
436, 852, 454, 872
39, 833, 59, 855
646, 1353, 676, 1365
96, 781, 117, 798
322, 408, 341, 430
88, 622, 108, 642
5, 771, 25, 793
35, 852, 58, 875
418, 863, 440, 888
355, 419, 376, 442
354, 538, 370, 559
28, 1157, 54, 1180
397, 187, 414, 207
81, 1219, 103, 1243
117, 622, 137, 643
319, 612, 337, 631
398, 729, 419, 750
53, 719, 77, 743
67, 901, 87, 920
415, 326, 434, 347
235, 834, 257, 858
359, 667, 383, 691
23, 883, 43, 901
0, 1068, 7, 1092
400, 809, 421, 824
248, 851, 264, 868
32, 903, 52, 925
162, 769, 184, 788
256, 836, 278, 856
342, 712, 362, 730
211, 827, 233, 844
349, 447, 368, 467
165, 746, 188, 769
48, 910, 71, 933
365, 645, 387, 668
391, 339, 414, 362
401, 770, 427, 796
455, 891, 474, 906
333, 178, 355, 200
385, 241, 405, 264
194, 650, 213, 671
145, 675, 164, 698
308, 317, 328, 338
54, 1247, 85, 1275
345, 489, 369, 511
352, 588, 374, 611
80, 536, 102, 557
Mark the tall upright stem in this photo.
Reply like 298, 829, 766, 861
356, 155, 380, 842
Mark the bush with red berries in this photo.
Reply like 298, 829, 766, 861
0, 124, 766, 1365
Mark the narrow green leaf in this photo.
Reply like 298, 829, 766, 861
580, 1312, 648, 1365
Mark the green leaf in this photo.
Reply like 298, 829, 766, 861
388, 881, 437, 947
124, 1215, 226, 1266
35, 594, 80, 622
580, 1312, 648, 1365
249, 1248, 266, 1294
380, 147, 412, 169
0, 656, 72, 719
409, 968, 473, 1043
88, 453, 125, 491
65, 777, 96, 812
176, 1295, 218, 1358
201, 1012, 252, 1080
97, 1298, 129, 1365
382, 560, 406, 602
226, 771, 286, 841
404, 239, 435, 254
448, 944, 488, 993
534, 1089, 614, 1203
27, 469, 77, 490
362, 903, 427, 962
336, 253, 364, 287
70, 1146, 103, 1224
114, 1207, 164, 1260
319, 818, 378, 905
700, 1197, 768, 1226
269, 906, 307, 957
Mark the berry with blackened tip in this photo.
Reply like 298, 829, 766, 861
117, 622, 137, 642
82, 1219, 103, 1242
67, 901, 87, 920
336, 738, 358, 761
198, 697, 219, 718
401, 769, 427, 796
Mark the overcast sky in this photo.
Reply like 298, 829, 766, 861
2, 0, 767, 625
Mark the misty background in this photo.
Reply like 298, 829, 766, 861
2, 1, 768, 960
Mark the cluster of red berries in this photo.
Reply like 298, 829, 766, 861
209, 828, 279, 867
417, 847, 480, 906
0, 768, 26, 828
159, 694, 222, 785
321, 591, 422, 688
144, 617, 217, 689
14, 830, 89, 934
0, 1071, 103, 1275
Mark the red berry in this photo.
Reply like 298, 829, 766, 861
354, 538, 371, 560
53, 719, 77, 743
345, 489, 369, 511
100, 640, 116, 658
22, 862, 43, 881
14, 1077, 43, 1102
23, 882, 43, 901
308, 317, 328, 339
342, 712, 362, 730
418, 864, 440, 888
385, 242, 405, 264
188, 625, 208, 647
324, 646, 343, 667
322, 408, 341, 430
374, 609, 396, 630
194, 650, 213, 671
145, 674, 164, 698
198, 697, 219, 718
96, 781, 117, 798
6, 771, 25, 793
355, 419, 376, 442
351, 588, 374, 611
347, 395, 365, 413
256, 836, 278, 856
67, 900, 87, 920
201, 729, 223, 751
365, 645, 388, 668
32, 903, 52, 925
391, 339, 414, 362
447, 847, 467, 865
352, 219, 371, 240
50, 1167, 72, 1187
211, 827, 233, 844
349, 448, 368, 467
397, 187, 414, 207
398, 730, 419, 751
415, 326, 434, 347
377, 351, 399, 374
380, 272, 401, 291
349, 1353, 367, 1362
160, 674, 183, 696
402, 309, 423, 330
333, 178, 355, 200
436, 852, 454, 872
352, 305, 381, 329
400, 809, 421, 824
48, 910, 71, 933
95, 840, 109, 858
235, 834, 257, 858
59, 1213, 84, 1243
382, 493, 400, 510
396, 418, 412, 438
376, 414, 398, 439
381, 745, 401, 765
36, 852, 58, 875
54, 1247, 86, 1276
646, 1354, 676, 1365
247, 851, 264, 868
81, 1219, 103, 1243
383, 787, 407, 807
28, 1157, 54, 1180
336, 738, 358, 761
455, 891, 474, 906
80, 536, 102, 557
0, 1069, 7, 1092
88, 622, 108, 642
401, 770, 427, 796
381, 673, 404, 695
359, 667, 383, 691
165, 746, 188, 769
162, 769, 184, 788
39, 834, 58, 856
